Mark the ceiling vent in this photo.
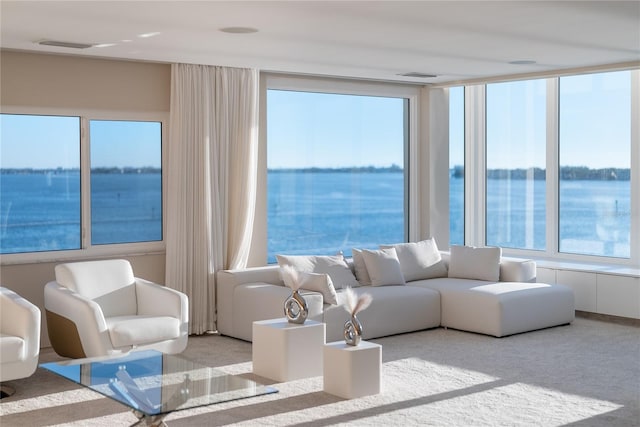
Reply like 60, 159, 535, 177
37, 40, 95, 49
398, 72, 438, 78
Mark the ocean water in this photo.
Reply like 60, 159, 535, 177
0, 172, 631, 259
0, 172, 161, 254
268, 171, 404, 262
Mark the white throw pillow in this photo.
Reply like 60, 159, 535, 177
448, 245, 502, 282
351, 248, 371, 286
276, 254, 359, 290
380, 238, 447, 281
360, 247, 406, 286
299, 271, 338, 305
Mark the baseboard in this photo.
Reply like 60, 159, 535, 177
575, 310, 640, 327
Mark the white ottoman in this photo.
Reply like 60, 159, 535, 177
252, 318, 325, 382
323, 340, 381, 399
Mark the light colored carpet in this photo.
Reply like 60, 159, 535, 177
1, 317, 638, 426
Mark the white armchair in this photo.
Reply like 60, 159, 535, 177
44, 259, 188, 359
0, 287, 41, 398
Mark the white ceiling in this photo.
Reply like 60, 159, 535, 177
1, 1, 639, 84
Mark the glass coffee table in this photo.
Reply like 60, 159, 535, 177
41, 349, 277, 427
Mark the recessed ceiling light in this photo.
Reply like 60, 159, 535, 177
220, 27, 259, 34
508, 60, 537, 65
398, 72, 438, 78
37, 40, 94, 49
138, 32, 161, 38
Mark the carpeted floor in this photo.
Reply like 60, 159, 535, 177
1, 316, 639, 426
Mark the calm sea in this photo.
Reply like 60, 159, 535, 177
0, 172, 631, 259
0, 172, 161, 254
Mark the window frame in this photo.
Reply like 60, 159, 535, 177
454, 69, 639, 268
254, 74, 420, 265
0, 106, 168, 265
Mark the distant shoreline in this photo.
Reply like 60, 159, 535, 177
0, 165, 631, 181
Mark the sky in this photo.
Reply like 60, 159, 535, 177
267, 90, 405, 169
0, 116, 161, 169
0, 70, 631, 170
450, 70, 632, 170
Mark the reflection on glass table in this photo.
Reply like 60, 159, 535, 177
41, 349, 277, 427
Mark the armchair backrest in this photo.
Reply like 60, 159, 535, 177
55, 259, 137, 317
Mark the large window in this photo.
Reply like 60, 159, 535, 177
0, 114, 163, 257
451, 68, 637, 264
559, 71, 631, 258
266, 88, 408, 262
486, 79, 546, 251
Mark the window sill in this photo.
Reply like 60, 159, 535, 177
534, 259, 640, 278
0, 242, 166, 266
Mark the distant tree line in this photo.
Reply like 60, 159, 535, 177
269, 164, 404, 173
90, 167, 161, 174
1, 167, 161, 174
452, 166, 630, 181
2, 165, 630, 181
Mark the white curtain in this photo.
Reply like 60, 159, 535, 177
166, 64, 259, 334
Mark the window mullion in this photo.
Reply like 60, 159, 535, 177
631, 70, 640, 265
546, 78, 559, 258
80, 116, 91, 249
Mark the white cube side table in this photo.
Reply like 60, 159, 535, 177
252, 318, 325, 382
323, 340, 381, 399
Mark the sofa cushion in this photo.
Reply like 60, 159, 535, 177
351, 249, 372, 286
381, 238, 448, 281
299, 271, 338, 305
323, 285, 441, 342
106, 315, 181, 348
276, 254, 359, 289
361, 247, 406, 286
448, 245, 501, 281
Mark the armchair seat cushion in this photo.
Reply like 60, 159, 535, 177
107, 316, 181, 348
0, 334, 25, 363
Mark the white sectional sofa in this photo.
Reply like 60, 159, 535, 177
216, 243, 575, 342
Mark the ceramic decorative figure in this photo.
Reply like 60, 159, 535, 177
281, 265, 308, 324
342, 286, 372, 346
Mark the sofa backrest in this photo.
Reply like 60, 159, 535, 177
54, 259, 138, 316
439, 251, 536, 283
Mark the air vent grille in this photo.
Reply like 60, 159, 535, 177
38, 40, 95, 49
398, 72, 438, 78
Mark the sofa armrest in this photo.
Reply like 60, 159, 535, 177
217, 265, 283, 287
216, 265, 283, 337
500, 257, 537, 283
135, 278, 189, 325
0, 287, 41, 360
44, 281, 112, 357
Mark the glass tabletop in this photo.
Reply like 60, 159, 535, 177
41, 349, 277, 417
